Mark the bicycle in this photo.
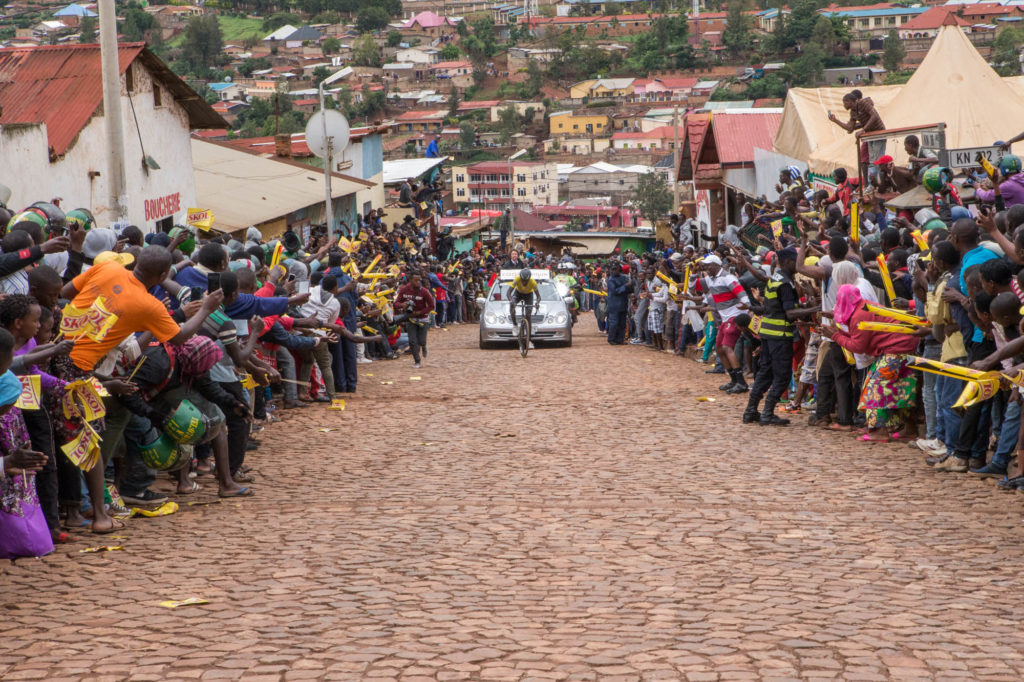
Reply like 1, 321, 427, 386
513, 299, 537, 358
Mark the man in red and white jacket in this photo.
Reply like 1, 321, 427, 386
394, 271, 435, 369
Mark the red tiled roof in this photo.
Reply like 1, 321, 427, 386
431, 60, 470, 69
959, 2, 1014, 16
403, 11, 457, 29
683, 112, 710, 171
194, 128, 229, 138
457, 99, 499, 110
709, 112, 781, 165
0, 42, 224, 157
509, 208, 557, 232
901, 6, 970, 30
292, 98, 319, 106
219, 125, 387, 157
611, 125, 684, 140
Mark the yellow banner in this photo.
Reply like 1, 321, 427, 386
62, 421, 101, 471
186, 208, 214, 232
857, 321, 919, 335
864, 302, 928, 327
850, 201, 859, 243
875, 254, 897, 303
59, 297, 119, 342
15, 375, 41, 410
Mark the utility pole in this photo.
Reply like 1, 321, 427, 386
98, 0, 127, 223
320, 81, 333, 235
672, 105, 681, 213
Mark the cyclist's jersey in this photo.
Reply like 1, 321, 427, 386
509, 276, 539, 295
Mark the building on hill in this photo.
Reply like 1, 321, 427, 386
450, 160, 558, 211
569, 77, 635, 101
0, 43, 225, 229
521, 14, 665, 38
400, 11, 460, 39
548, 111, 612, 138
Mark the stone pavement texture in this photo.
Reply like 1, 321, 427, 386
4, 319, 1024, 681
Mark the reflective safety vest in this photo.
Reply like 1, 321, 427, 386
758, 273, 794, 339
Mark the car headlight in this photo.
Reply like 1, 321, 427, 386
544, 314, 555, 324
484, 312, 497, 324
497, 314, 509, 324
555, 312, 567, 324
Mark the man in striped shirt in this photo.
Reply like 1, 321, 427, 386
692, 254, 751, 393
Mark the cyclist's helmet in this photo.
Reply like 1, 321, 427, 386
519, 268, 531, 281
1000, 154, 1022, 176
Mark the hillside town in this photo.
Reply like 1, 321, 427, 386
0, 0, 1021, 248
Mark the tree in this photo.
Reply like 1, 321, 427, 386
628, 15, 694, 71
78, 14, 96, 43
809, 15, 836, 54
447, 83, 459, 118
992, 26, 1024, 75
119, 6, 156, 42
262, 12, 300, 31
518, 59, 542, 99
181, 15, 223, 72
440, 42, 460, 60
722, 2, 751, 57
322, 37, 341, 55
459, 120, 476, 149
785, 42, 824, 86
882, 29, 906, 72
239, 56, 272, 77
312, 65, 332, 87
356, 7, 390, 33
351, 34, 381, 67
632, 171, 673, 226
496, 105, 520, 144
386, 30, 403, 47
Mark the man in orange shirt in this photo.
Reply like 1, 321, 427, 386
60, 246, 223, 533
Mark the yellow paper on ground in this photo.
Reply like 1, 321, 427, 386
329, 398, 345, 411
159, 598, 209, 609
80, 545, 123, 553
130, 501, 179, 517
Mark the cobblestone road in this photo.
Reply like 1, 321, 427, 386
4, 319, 1024, 681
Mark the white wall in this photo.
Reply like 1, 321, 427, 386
0, 60, 198, 231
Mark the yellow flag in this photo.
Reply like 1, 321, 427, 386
15, 375, 41, 410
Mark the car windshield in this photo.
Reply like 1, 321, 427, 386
489, 280, 561, 302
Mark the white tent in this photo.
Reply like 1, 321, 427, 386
774, 26, 1024, 174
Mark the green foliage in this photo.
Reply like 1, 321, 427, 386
632, 171, 673, 226
312, 11, 341, 24
722, 2, 751, 57
312, 65, 332, 86
386, 30, 403, 47
627, 15, 695, 71
447, 83, 459, 118
322, 37, 341, 54
235, 91, 305, 138
351, 33, 381, 66
356, 7, 390, 33
78, 15, 96, 43
604, 1, 623, 15
440, 43, 461, 60
120, 6, 157, 42
992, 26, 1024, 75
518, 60, 543, 99
783, 42, 824, 86
181, 15, 224, 72
238, 56, 272, 77
882, 29, 905, 72
496, 105, 521, 144
262, 12, 299, 31
459, 120, 476, 149
711, 74, 788, 100
809, 15, 835, 54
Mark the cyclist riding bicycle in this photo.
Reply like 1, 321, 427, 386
509, 268, 539, 326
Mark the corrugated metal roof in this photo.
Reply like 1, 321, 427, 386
710, 111, 782, 165
0, 42, 225, 158
192, 138, 371, 232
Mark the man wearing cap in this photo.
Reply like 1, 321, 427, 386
872, 154, 917, 198
692, 254, 751, 393
742, 247, 820, 426
605, 262, 631, 345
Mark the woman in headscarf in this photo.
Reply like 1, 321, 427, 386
820, 284, 924, 442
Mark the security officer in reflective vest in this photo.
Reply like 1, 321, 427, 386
743, 247, 819, 426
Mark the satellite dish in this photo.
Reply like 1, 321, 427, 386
225, 75, 232, 82
305, 109, 350, 158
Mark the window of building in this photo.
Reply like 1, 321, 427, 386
456, 174, 465, 183
517, 187, 526, 196
517, 174, 525, 183
126, 65, 135, 92
456, 188, 465, 197
153, 85, 162, 108
573, 124, 579, 130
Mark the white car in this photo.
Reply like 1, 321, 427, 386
477, 270, 573, 349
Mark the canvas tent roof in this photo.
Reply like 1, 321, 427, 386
774, 27, 1024, 174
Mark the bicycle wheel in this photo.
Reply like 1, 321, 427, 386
518, 318, 529, 358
